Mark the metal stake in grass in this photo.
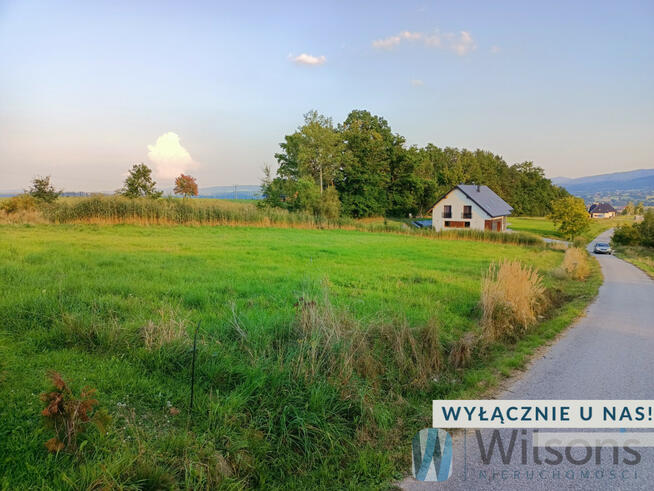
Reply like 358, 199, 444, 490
189, 320, 200, 415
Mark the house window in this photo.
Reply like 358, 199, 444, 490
444, 221, 451, 227
462, 205, 472, 219
443, 205, 452, 218
465, 222, 470, 228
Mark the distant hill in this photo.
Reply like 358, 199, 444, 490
552, 169, 654, 206
195, 185, 261, 199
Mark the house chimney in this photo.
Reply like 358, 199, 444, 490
476, 184, 480, 192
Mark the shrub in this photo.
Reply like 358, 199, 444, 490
612, 224, 641, 246
481, 260, 546, 342
40, 371, 110, 453
572, 236, 586, 249
562, 247, 590, 280
0, 194, 36, 213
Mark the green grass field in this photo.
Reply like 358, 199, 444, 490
508, 216, 631, 243
0, 224, 600, 489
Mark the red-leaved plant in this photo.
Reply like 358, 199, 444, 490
40, 370, 111, 453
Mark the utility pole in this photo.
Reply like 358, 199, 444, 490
234, 184, 237, 200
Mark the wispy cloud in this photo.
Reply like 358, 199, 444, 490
411, 79, 424, 86
372, 30, 477, 56
490, 45, 501, 54
147, 132, 197, 180
289, 53, 327, 65
448, 31, 476, 56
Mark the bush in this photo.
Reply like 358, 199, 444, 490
562, 247, 590, 280
612, 224, 642, 246
0, 194, 36, 213
317, 186, 341, 220
481, 260, 546, 342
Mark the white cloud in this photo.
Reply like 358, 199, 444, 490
147, 132, 196, 180
447, 31, 476, 56
411, 79, 424, 86
372, 31, 421, 49
490, 45, 501, 54
372, 29, 477, 56
289, 53, 326, 65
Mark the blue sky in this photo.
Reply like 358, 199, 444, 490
1, 0, 653, 191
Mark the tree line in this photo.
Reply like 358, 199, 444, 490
260, 110, 569, 219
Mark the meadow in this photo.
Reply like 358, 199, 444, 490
0, 224, 600, 489
508, 215, 631, 243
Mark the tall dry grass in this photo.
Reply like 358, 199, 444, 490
481, 260, 546, 342
140, 307, 189, 350
0, 209, 48, 224
562, 247, 590, 280
293, 292, 442, 391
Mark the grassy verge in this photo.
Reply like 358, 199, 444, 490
0, 224, 599, 489
613, 245, 654, 278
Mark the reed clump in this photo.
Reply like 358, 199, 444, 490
481, 260, 547, 342
562, 247, 591, 280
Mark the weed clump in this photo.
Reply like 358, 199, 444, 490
141, 308, 189, 350
448, 332, 479, 369
481, 260, 546, 342
40, 371, 110, 453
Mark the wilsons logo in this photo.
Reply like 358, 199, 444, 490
476, 430, 641, 466
411, 428, 453, 481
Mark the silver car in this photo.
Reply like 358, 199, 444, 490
593, 242, 612, 254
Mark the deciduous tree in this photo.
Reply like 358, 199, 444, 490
174, 174, 199, 198
120, 163, 162, 199
28, 176, 61, 203
549, 196, 591, 240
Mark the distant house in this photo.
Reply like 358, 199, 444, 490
429, 184, 513, 232
588, 202, 616, 219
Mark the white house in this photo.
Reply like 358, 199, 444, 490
588, 202, 616, 219
429, 184, 513, 232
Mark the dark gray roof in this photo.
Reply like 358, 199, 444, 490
451, 184, 513, 217
588, 202, 616, 213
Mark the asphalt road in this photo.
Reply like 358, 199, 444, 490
402, 229, 654, 490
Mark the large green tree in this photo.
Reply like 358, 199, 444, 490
120, 163, 162, 199
336, 110, 398, 217
295, 111, 347, 193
